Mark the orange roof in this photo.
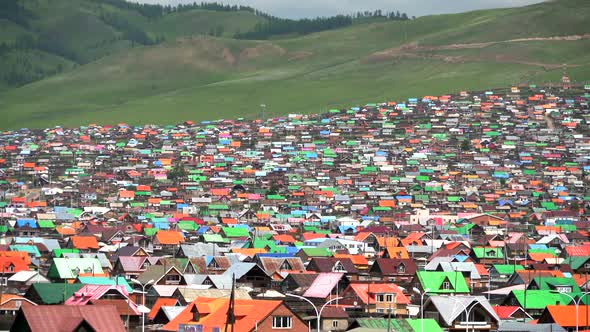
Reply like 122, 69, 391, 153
56, 225, 78, 235
155, 231, 184, 245
273, 234, 296, 243
0, 294, 35, 310
544, 305, 590, 327
221, 218, 237, 225
230, 248, 267, 256
0, 251, 31, 266
148, 298, 179, 320
162, 297, 287, 332
333, 254, 369, 266
385, 247, 410, 259
119, 190, 135, 198
70, 236, 100, 250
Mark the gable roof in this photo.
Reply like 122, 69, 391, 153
346, 283, 410, 305
155, 231, 185, 245
427, 295, 499, 327
417, 271, 470, 293
15, 304, 126, 332
162, 297, 291, 332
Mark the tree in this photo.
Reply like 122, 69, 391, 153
461, 139, 471, 151
168, 161, 187, 184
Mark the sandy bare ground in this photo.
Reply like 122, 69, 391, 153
365, 34, 590, 68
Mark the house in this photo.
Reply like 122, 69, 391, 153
369, 258, 417, 284
423, 295, 500, 331
138, 265, 186, 286
47, 258, 104, 282
10, 304, 126, 332
24, 283, 85, 305
0, 294, 37, 316
7, 271, 50, 291
319, 306, 349, 331
416, 271, 470, 294
162, 297, 308, 332
537, 305, 590, 330
305, 257, 359, 279
340, 282, 410, 315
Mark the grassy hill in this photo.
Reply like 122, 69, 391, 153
0, 0, 268, 87
0, 0, 589, 129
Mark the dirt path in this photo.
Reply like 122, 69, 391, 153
365, 34, 590, 67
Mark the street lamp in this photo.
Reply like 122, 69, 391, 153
131, 278, 155, 332
286, 293, 344, 332
446, 297, 479, 332
551, 291, 590, 332
412, 287, 430, 332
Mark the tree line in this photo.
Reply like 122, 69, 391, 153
90, 0, 258, 19
235, 10, 412, 40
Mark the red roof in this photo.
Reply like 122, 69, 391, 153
148, 298, 179, 320
345, 283, 409, 305
18, 304, 126, 332
493, 306, 521, 319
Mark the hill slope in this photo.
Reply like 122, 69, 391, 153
0, 0, 589, 129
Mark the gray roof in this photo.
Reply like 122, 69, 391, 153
498, 322, 566, 332
160, 306, 186, 321
427, 295, 500, 327
222, 262, 259, 279
179, 243, 221, 257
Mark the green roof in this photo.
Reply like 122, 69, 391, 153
564, 256, 590, 270
37, 220, 55, 228
47, 258, 104, 279
299, 247, 332, 257
416, 271, 470, 294
53, 248, 80, 257
77, 277, 132, 292
203, 234, 229, 243
355, 318, 441, 332
472, 247, 504, 259
222, 227, 250, 238
177, 221, 199, 231
529, 277, 581, 293
27, 283, 84, 304
492, 264, 524, 275
10, 245, 41, 257
144, 228, 158, 236
510, 290, 581, 309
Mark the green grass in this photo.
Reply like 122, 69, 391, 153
0, 0, 589, 129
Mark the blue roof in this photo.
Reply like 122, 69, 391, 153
16, 219, 37, 228
153, 222, 170, 229
338, 225, 357, 234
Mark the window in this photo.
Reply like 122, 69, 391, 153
386, 294, 394, 303
272, 316, 292, 329
443, 281, 451, 290
376, 308, 385, 313
333, 262, 345, 272
166, 274, 181, 282
376, 294, 385, 302
280, 261, 292, 270
7, 264, 14, 272
556, 286, 572, 293
332, 320, 339, 328
0, 277, 7, 286
398, 264, 405, 273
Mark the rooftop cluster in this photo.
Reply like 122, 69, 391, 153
0, 85, 590, 331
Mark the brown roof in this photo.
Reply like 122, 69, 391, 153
306, 257, 358, 274
15, 304, 126, 332
370, 258, 417, 276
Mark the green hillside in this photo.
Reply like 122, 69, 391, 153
0, 0, 589, 129
0, 0, 268, 87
